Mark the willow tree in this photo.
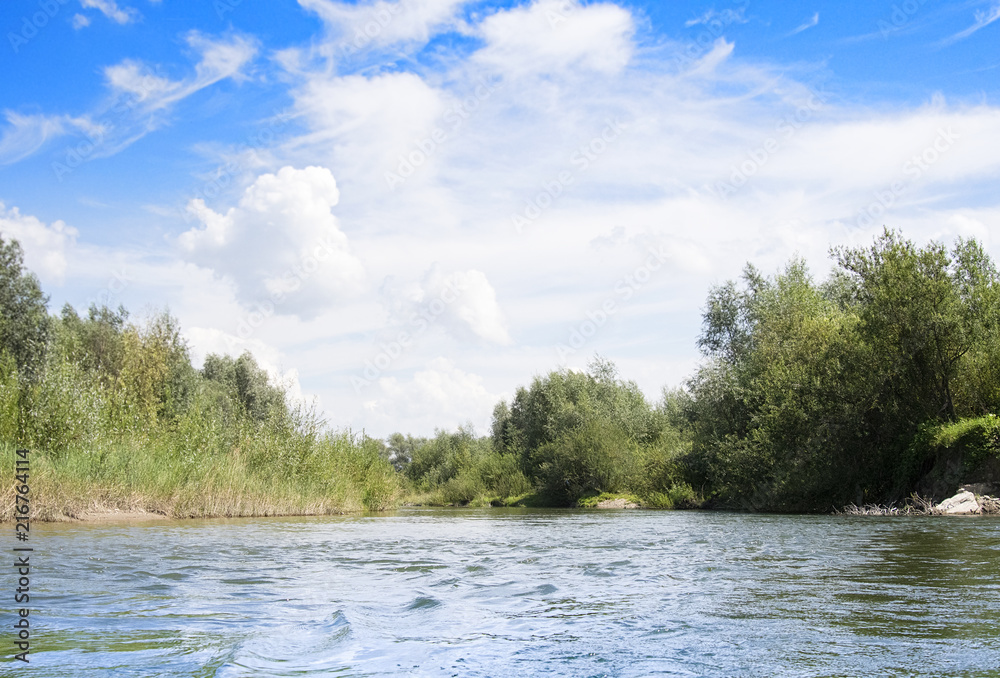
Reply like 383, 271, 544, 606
0, 236, 50, 379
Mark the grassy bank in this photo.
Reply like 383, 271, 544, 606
0, 238, 401, 522
1, 432, 400, 522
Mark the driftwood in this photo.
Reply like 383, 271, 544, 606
839, 492, 1000, 516
837, 494, 935, 516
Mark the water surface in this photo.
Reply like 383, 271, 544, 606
17, 509, 1000, 676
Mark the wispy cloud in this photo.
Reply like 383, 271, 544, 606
787, 12, 819, 36
0, 33, 256, 167
0, 113, 99, 165
684, 7, 748, 28
945, 1, 1000, 43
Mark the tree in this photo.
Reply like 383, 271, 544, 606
384, 432, 423, 472
832, 229, 999, 423
0, 236, 50, 378
202, 352, 287, 423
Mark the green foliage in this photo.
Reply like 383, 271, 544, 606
384, 432, 423, 472
533, 419, 641, 505
0, 353, 19, 444
686, 229, 1000, 510
403, 426, 531, 504
0, 240, 399, 518
8, 228, 1000, 518
203, 352, 287, 424
474, 358, 690, 506
0, 236, 51, 379
930, 415, 1000, 471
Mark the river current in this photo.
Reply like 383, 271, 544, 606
18, 508, 1000, 676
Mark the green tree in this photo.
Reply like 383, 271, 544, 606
202, 351, 288, 424
0, 236, 51, 378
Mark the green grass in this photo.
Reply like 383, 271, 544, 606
1, 432, 401, 522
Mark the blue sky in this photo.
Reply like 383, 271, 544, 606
2, 0, 1000, 435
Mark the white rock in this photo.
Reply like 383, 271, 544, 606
936, 491, 981, 515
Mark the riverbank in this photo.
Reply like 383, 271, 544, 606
840, 488, 1000, 516
0, 437, 401, 523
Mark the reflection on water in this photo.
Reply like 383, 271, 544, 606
16, 509, 1000, 676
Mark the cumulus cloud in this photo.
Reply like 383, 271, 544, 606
381, 265, 511, 345
179, 166, 366, 319
0, 203, 78, 284
266, 0, 1000, 437
364, 357, 501, 432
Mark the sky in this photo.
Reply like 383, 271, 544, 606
1, 0, 999, 437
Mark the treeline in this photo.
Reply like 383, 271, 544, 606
3, 229, 999, 517
395, 230, 1000, 511
0, 236, 398, 520
385, 360, 698, 508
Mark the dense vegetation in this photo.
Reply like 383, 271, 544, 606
398, 230, 1000, 511
2, 229, 998, 518
0, 236, 399, 520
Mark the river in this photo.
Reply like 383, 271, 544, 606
20, 508, 1000, 676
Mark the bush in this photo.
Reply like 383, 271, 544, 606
931, 415, 1000, 472
533, 420, 643, 505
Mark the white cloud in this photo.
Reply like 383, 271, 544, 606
946, 2, 1000, 42
474, 0, 634, 76
258, 0, 1000, 437
104, 60, 180, 104
365, 357, 501, 433
787, 12, 819, 37
8, 0, 1000, 439
299, 0, 469, 58
0, 203, 78, 284
684, 7, 748, 28
0, 112, 100, 165
103, 32, 257, 110
381, 265, 512, 345
179, 166, 366, 319
80, 0, 139, 24
72, 14, 91, 29
0, 33, 256, 167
